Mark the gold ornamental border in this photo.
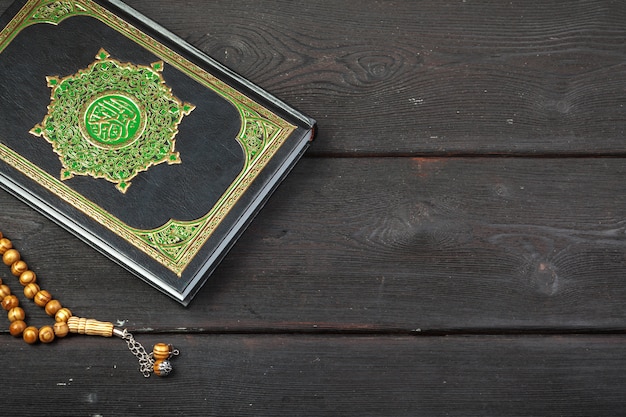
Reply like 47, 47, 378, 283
0, 0, 297, 275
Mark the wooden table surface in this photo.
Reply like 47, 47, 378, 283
1, 1, 625, 415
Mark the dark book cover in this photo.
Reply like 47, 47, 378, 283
0, 0, 315, 305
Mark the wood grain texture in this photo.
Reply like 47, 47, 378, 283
1, 157, 626, 332
1, 334, 625, 417
118, 0, 626, 155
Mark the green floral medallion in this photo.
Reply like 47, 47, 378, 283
30, 48, 195, 193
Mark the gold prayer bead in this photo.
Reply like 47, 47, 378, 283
23, 283, 40, 299
7, 306, 25, 322
39, 325, 55, 343
34, 290, 52, 307
55, 307, 72, 323
44, 299, 62, 316
152, 343, 172, 360
53, 321, 69, 338
10, 260, 28, 276
2, 248, 20, 266
22, 326, 39, 344
2, 295, 19, 311
9, 320, 26, 336
0, 238, 12, 254
18, 270, 36, 285
0, 284, 11, 299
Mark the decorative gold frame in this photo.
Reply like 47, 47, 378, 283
0, 0, 296, 275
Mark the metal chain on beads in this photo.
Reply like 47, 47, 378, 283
114, 328, 179, 377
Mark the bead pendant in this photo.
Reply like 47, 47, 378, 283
151, 342, 179, 377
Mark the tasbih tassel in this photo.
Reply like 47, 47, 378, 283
0, 230, 179, 378
67, 316, 179, 377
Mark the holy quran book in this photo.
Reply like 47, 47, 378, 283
0, 0, 316, 305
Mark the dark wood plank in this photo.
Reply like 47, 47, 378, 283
121, 0, 626, 155
2, 1, 625, 155
2, 334, 625, 416
2, 157, 626, 332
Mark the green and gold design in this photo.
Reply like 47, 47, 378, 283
0, 0, 298, 275
30, 49, 194, 193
